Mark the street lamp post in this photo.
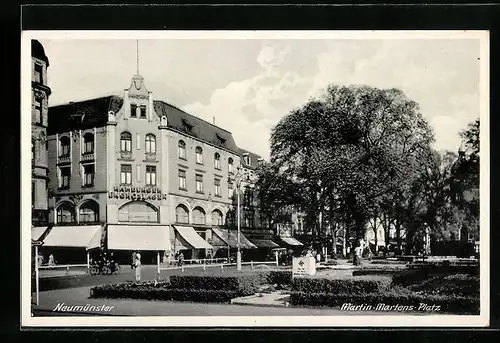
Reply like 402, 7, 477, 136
230, 166, 246, 271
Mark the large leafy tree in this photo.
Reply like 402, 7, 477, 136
268, 85, 434, 241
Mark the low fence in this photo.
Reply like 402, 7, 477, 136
158, 259, 279, 274
37, 264, 89, 277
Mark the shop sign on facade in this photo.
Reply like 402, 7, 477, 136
108, 186, 167, 200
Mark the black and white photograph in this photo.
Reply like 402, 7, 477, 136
21, 31, 489, 327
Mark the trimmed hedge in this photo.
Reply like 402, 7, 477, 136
90, 283, 238, 303
289, 289, 479, 314
267, 270, 293, 286
393, 265, 479, 287
169, 273, 267, 296
292, 275, 392, 294
408, 273, 479, 297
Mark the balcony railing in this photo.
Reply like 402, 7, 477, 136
58, 155, 71, 164
81, 152, 95, 162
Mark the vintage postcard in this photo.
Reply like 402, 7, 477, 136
21, 30, 489, 327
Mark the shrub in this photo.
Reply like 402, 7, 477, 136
392, 265, 479, 287
292, 275, 392, 294
408, 273, 480, 296
267, 270, 293, 286
169, 273, 268, 296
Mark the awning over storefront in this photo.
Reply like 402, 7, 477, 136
212, 228, 257, 249
249, 239, 280, 248
32, 226, 48, 241
107, 225, 169, 251
173, 225, 212, 249
280, 237, 304, 246
86, 229, 102, 251
42, 225, 102, 249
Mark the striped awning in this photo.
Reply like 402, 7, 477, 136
280, 237, 304, 246
249, 239, 280, 248
42, 225, 102, 249
211, 228, 257, 249
173, 225, 212, 249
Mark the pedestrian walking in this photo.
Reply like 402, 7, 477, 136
134, 251, 141, 282
37, 253, 44, 267
131, 251, 136, 269
178, 251, 184, 267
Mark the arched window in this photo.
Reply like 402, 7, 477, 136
228, 157, 234, 174
178, 140, 186, 159
175, 204, 189, 224
214, 152, 221, 170
195, 146, 203, 164
120, 132, 132, 152
56, 202, 75, 224
118, 201, 159, 223
79, 200, 99, 223
145, 134, 156, 154
226, 210, 235, 228
211, 209, 223, 226
192, 207, 206, 225
83, 133, 94, 154
59, 136, 70, 157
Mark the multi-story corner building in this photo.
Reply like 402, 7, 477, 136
41, 74, 260, 264
31, 40, 51, 228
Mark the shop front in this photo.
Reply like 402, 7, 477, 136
171, 225, 212, 260
210, 228, 257, 262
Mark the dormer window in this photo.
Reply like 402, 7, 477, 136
182, 119, 193, 133
216, 133, 226, 146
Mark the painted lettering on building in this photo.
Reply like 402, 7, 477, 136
108, 186, 167, 200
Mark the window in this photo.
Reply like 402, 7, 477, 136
214, 153, 221, 170
178, 169, 186, 190
31, 139, 36, 162
130, 104, 137, 118
145, 134, 156, 154
178, 140, 186, 159
59, 136, 70, 157
120, 164, 132, 185
34, 64, 43, 83
83, 133, 94, 154
182, 119, 193, 133
192, 207, 206, 225
211, 210, 223, 226
244, 155, 250, 165
120, 132, 132, 152
175, 204, 189, 224
35, 98, 42, 125
56, 202, 75, 224
216, 133, 226, 146
83, 164, 95, 186
196, 174, 203, 193
214, 178, 221, 197
79, 201, 99, 223
59, 166, 70, 189
118, 201, 159, 223
195, 146, 203, 164
140, 105, 147, 118
32, 181, 35, 207
228, 158, 234, 174
145, 165, 156, 186
228, 181, 233, 198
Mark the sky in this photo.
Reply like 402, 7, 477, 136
38, 36, 481, 160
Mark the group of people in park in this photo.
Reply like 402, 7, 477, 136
35, 253, 55, 267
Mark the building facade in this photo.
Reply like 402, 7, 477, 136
44, 74, 262, 263
31, 40, 51, 227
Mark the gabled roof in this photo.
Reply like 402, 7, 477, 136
47, 96, 123, 135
